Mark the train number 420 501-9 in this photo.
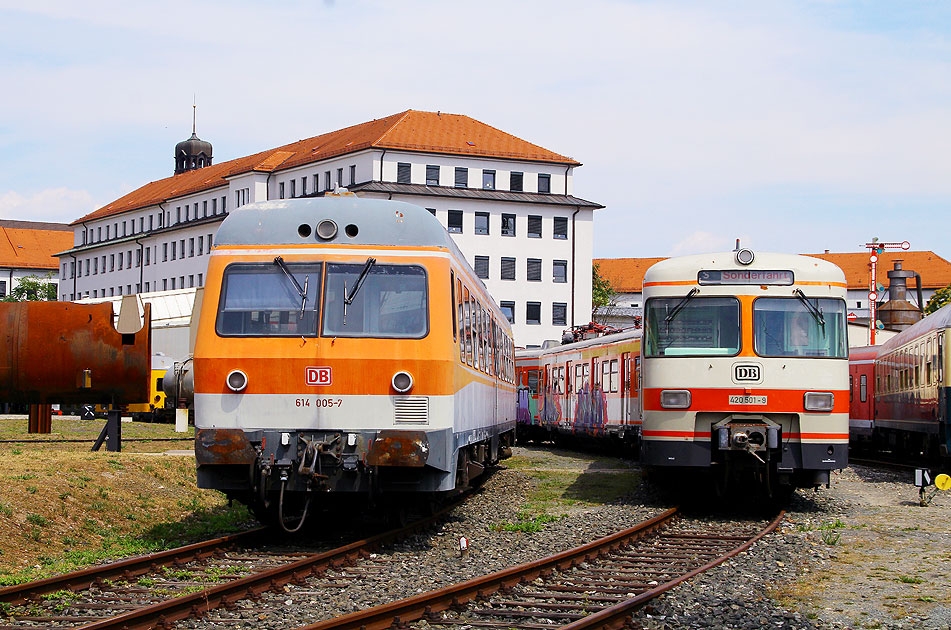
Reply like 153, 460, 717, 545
295, 398, 343, 408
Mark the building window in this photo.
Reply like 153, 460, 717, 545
426, 165, 439, 186
552, 302, 567, 326
528, 215, 542, 238
135, 250, 141, 267
301, 176, 307, 196
188, 275, 194, 288
93, 258, 98, 274
163, 279, 168, 291
349, 165, 356, 185
397, 162, 411, 184
500, 301, 515, 323
198, 236, 204, 256
426, 208, 436, 216
212, 198, 217, 214
324, 171, 331, 190
110, 254, 115, 271
221, 196, 227, 212
198, 273, 203, 287
163, 243, 168, 262
145, 282, 150, 292
170, 278, 175, 290
145, 248, 150, 266
527, 258, 542, 281
279, 182, 285, 199
526, 302, 541, 325
454, 167, 468, 188
447, 210, 463, 233
553, 216, 568, 239
538, 173, 551, 194
337, 168, 343, 187
474, 256, 489, 279
475, 212, 489, 235
189, 238, 195, 257
290, 179, 296, 198
482, 170, 495, 190
501, 257, 516, 280
208, 233, 213, 248
501, 214, 516, 237
551, 259, 569, 284
148, 216, 153, 231
510, 171, 523, 192
202, 201, 208, 217
171, 241, 176, 260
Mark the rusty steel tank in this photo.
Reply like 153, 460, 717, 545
0, 301, 151, 405
877, 260, 923, 331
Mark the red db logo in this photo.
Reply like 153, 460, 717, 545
305, 366, 332, 386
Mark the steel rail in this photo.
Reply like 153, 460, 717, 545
559, 509, 786, 630
292, 507, 680, 630
0, 528, 266, 605
59, 499, 465, 630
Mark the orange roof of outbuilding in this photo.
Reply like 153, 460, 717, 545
595, 251, 951, 293
72, 110, 579, 225
0, 221, 73, 270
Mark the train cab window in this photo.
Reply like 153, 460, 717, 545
752, 297, 847, 358
322, 263, 428, 338
527, 370, 539, 394
216, 263, 322, 336
645, 297, 740, 357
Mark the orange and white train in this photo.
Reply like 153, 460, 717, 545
641, 249, 850, 492
192, 196, 516, 529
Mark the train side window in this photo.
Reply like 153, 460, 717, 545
601, 360, 610, 390
610, 359, 619, 393
527, 370, 539, 394
464, 288, 472, 366
451, 271, 457, 343
860, 374, 867, 402
457, 280, 465, 363
849, 374, 853, 402
471, 297, 481, 370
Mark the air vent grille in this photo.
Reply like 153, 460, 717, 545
394, 396, 429, 424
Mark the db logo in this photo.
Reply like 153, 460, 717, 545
733, 363, 762, 383
305, 366, 332, 386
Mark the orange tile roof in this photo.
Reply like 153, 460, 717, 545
805, 251, 951, 290
595, 251, 951, 293
594, 257, 667, 293
72, 110, 579, 225
0, 222, 74, 270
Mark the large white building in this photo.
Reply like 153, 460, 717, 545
57, 110, 602, 346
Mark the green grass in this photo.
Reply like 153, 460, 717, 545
897, 575, 925, 584
493, 512, 563, 533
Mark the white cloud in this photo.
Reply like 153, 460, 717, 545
669, 231, 752, 257
0, 188, 96, 223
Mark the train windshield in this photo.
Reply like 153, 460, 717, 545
322, 263, 429, 338
645, 297, 740, 357
216, 263, 322, 336
753, 297, 848, 358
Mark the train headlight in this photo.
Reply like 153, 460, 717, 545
660, 389, 691, 409
735, 248, 755, 265
804, 391, 834, 412
392, 371, 414, 393
316, 219, 338, 240
226, 369, 248, 392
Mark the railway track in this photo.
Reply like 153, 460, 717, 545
0, 499, 461, 630
289, 507, 784, 630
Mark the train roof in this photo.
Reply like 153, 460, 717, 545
215, 196, 467, 260
643, 251, 846, 286
516, 328, 641, 359
878, 303, 951, 354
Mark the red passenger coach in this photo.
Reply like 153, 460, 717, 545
848, 345, 878, 439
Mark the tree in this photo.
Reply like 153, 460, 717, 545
592, 263, 618, 323
924, 283, 951, 315
1, 273, 58, 302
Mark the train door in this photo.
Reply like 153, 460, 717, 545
621, 352, 630, 426
633, 356, 642, 421
564, 360, 573, 429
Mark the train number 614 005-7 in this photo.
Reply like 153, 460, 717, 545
295, 398, 343, 408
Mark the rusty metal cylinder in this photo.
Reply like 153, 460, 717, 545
879, 260, 923, 330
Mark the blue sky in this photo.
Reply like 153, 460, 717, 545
1, 0, 949, 260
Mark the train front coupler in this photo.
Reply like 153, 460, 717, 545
713, 415, 781, 464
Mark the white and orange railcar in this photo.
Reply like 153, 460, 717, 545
193, 196, 516, 528
641, 249, 849, 491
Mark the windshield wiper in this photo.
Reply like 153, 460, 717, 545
273, 256, 309, 317
343, 257, 376, 324
664, 288, 699, 333
794, 289, 825, 329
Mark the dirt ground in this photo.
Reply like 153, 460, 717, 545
778, 465, 951, 629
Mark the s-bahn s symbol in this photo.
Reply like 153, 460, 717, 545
732, 363, 762, 384
305, 366, 333, 386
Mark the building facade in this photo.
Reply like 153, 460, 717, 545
1, 220, 73, 299
57, 110, 601, 346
